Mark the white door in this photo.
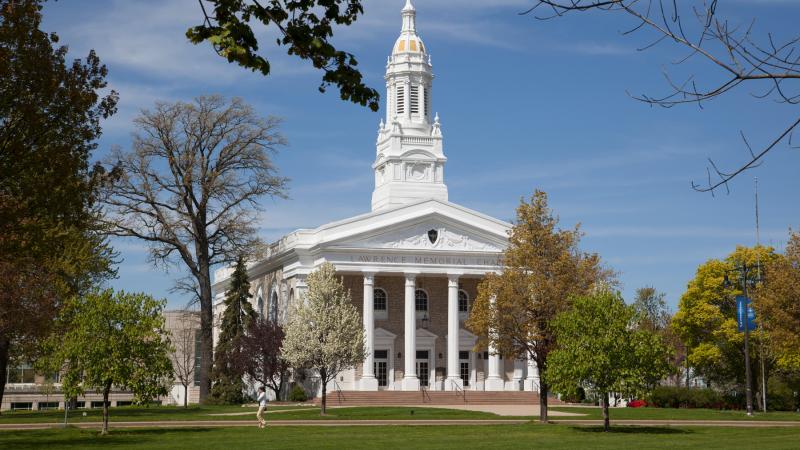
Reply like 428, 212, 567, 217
416, 350, 430, 388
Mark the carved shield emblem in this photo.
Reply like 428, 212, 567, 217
427, 229, 438, 244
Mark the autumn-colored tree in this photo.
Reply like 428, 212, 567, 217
237, 318, 290, 401
672, 245, 777, 391
466, 190, 611, 423
0, 0, 117, 410
210, 256, 257, 404
549, 289, 672, 431
755, 231, 800, 373
41, 290, 173, 434
100, 95, 287, 402
281, 263, 365, 415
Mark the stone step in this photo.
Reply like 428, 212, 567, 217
313, 390, 559, 406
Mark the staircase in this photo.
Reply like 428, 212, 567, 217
314, 390, 561, 407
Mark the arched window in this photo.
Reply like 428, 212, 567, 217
415, 289, 428, 312
374, 288, 387, 312
269, 290, 279, 323
458, 290, 469, 313
256, 287, 264, 319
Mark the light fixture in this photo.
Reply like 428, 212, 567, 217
421, 313, 429, 330
397, 352, 402, 359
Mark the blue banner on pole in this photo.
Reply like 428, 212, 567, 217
736, 295, 757, 332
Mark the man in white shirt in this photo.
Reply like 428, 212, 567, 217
256, 386, 268, 428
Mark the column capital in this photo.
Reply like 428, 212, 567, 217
404, 272, 417, 285
362, 272, 375, 285
447, 273, 460, 287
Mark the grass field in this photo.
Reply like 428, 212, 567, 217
1, 424, 799, 449
550, 406, 800, 422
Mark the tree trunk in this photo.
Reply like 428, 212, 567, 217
602, 391, 610, 432
0, 338, 9, 416
101, 381, 112, 435
320, 368, 327, 416
685, 353, 690, 388
197, 262, 214, 403
184, 383, 188, 408
537, 360, 548, 423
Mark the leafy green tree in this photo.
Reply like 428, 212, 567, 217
466, 190, 612, 422
549, 290, 673, 431
41, 290, 173, 434
632, 287, 669, 332
188, 0, 379, 111
281, 263, 365, 415
210, 256, 256, 404
0, 0, 117, 410
672, 246, 777, 390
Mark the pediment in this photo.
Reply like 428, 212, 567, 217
375, 327, 397, 339
331, 218, 503, 252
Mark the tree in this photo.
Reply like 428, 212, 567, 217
672, 245, 777, 390
281, 263, 366, 415
188, 0, 379, 111
100, 95, 288, 402
549, 289, 672, 431
167, 311, 198, 408
0, 0, 117, 411
210, 255, 256, 404
524, 1, 799, 193
755, 231, 800, 373
41, 290, 173, 434
632, 286, 670, 333
237, 317, 290, 401
466, 190, 612, 423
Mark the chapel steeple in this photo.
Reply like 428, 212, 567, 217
371, 1, 448, 211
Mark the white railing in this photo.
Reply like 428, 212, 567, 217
401, 136, 435, 146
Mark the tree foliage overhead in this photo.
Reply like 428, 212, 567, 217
549, 289, 672, 431
188, 0, 379, 111
210, 255, 256, 404
524, 1, 800, 193
0, 0, 117, 411
672, 245, 777, 388
755, 230, 800, 373
466, 190, 612, 423
281, 263, 365, 415
100, 95, 288, 402
41, 290, 173, 434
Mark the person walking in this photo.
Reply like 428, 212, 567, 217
256, 386, 268, 429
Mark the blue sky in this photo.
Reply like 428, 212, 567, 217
42, 0, 799, 310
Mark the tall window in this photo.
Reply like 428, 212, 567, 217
256, 287, 264, 319
424, 86, 429, 117
374, 288, 387, 311
269, 291, 279, 323
458, 290, 469, 313
6, 363, 35, 384
415, 289, 428, 312
409, 85, 419, 115
396, 85, 405, 114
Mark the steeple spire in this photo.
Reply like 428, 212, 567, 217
401, 0, 416, 33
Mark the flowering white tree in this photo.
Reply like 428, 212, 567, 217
281, 263, 366, 415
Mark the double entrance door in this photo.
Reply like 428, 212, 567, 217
416, 350, 430, 387
374, 350, 388, 388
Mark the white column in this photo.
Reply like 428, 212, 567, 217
360, 272, 378, 391
446, 274, 462, 390
485, 296, 504, 391
512, 359, 525, 391
402, 273, 419, 390
524, 351, 540, 392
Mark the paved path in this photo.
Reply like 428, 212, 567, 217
3, 419, 800, 431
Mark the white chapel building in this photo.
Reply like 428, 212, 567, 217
212, 1, 539, 394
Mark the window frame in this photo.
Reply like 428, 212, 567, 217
373, 288, 388, 320
414, 288, 428, 317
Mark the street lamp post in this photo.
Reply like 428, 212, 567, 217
723, 262, 761, 417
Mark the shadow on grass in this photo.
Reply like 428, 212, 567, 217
571, 426, 693, 435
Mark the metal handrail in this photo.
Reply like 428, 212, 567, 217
420, 385, 431, 403
450, 380, 467, 404
332, 380, 345, 403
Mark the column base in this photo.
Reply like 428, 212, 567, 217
445, 377, 463, 391
485, 376, 505, 391
359, 376, 379, 391
401, 377, 420, 391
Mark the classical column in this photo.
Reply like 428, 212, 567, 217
360, 272, 378, 391
525, 351, 540, 392
402, 273, 420, 390
513, 359, 525, 391
446, 274, 462, 390
485, 296, 504, 391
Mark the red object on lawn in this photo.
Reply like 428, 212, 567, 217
627, 399, 647, 408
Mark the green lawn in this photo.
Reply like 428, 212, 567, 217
550, 406, 800, 422
1, 424, 799, 449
